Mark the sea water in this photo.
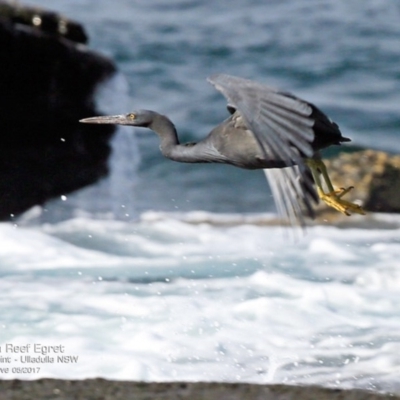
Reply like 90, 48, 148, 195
1, 0, 400, 393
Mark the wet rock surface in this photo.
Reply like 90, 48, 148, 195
0, 379, 398, 400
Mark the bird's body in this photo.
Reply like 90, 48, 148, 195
191, 112, 287, 169
160, 111, 285, 169
81, 74, 365, 226
164, 107, 348, 170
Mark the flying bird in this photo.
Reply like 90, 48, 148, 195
80, 74, 365, 226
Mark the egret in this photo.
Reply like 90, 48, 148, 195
80, 74, 365, 226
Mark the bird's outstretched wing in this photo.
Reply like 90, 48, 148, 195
207, 74, 315, 164
207, 73, 318, 225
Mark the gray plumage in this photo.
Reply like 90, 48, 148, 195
80, 74, 351, 226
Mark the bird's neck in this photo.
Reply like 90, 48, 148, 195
149, 115, 208, 163
149, 116, 180, 153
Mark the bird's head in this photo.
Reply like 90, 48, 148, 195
80, 110, 158, 127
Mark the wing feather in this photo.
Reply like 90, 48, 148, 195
258, 108, 313, 156
264, 167, 317, 227
259, 99, 314, 141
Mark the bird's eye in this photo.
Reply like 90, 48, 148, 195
128, 113, 136, 120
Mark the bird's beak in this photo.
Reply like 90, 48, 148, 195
79, 115, 131, 125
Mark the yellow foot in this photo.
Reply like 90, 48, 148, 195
318, 187, 366, 216
334, 186, 354, 198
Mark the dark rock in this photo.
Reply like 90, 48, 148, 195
0, 2, 117, 220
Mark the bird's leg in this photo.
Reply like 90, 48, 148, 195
305, 158, 366, 216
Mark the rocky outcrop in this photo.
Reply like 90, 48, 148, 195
318, 149, 400, 215
0, 2, 117, 220
0, 1, 88, 43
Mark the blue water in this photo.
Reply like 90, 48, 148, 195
1, 0, 400, 393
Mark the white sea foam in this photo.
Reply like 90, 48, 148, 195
3, 0, 400, 393
1, 212, 400, 393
